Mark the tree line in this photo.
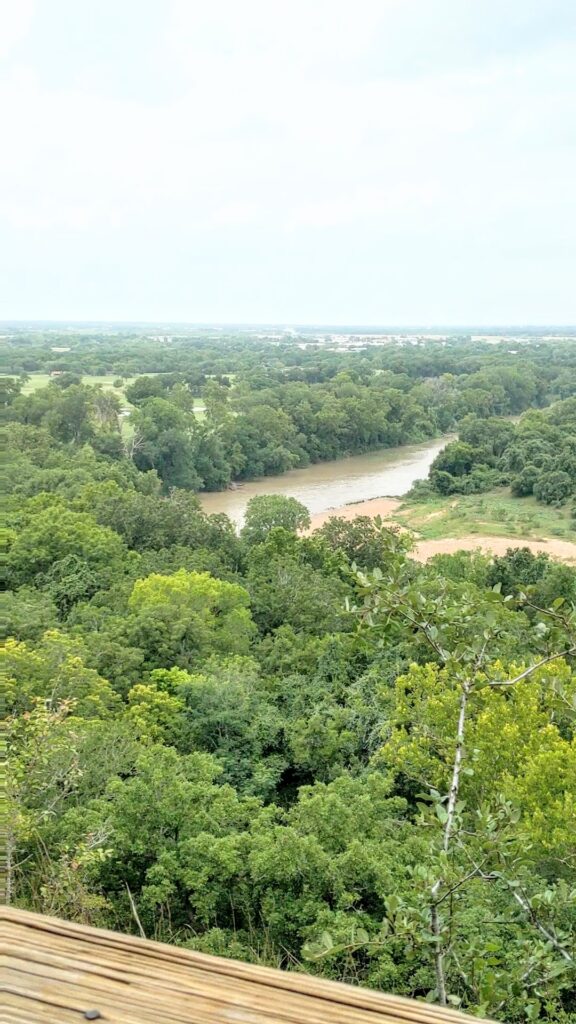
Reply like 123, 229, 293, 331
422, 399, 576, 508
4, 333, 576, 492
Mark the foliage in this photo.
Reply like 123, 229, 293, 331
4, 331, 576, 1022
315, 515, 411, 570
241, 495, 311, 544
426, 403, 576, 507
6, 507, 129, 593
126, 569, 256, 669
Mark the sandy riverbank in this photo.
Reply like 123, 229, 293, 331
308, 496, 402, 530
412, 535, 576, 563
309, 499, 576, 563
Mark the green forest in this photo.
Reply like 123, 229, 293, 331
423, 402, 576, 506
3, 332, 576, 492
3, 331, 576, 1021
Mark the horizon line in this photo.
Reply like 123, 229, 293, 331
2, 320, 576, 330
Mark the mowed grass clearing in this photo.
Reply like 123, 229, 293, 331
12, 373, 206, 423
19, 374, 139, 404
394, 488, 575, 542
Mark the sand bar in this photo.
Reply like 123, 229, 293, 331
309, 500, 576, 563
308, 496, 401, 530
413, 535, 576, 563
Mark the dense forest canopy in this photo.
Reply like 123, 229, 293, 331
420, 399, 576, 509
3, 331, 576, 492
2, 330, 576, 1021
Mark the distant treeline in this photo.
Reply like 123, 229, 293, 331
3, 335, 576, 492
2, 330, 576, 386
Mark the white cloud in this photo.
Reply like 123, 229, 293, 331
0, 0, 574, 320
0, 0, 34, 59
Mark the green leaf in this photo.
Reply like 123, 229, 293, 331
386, 894, 400, 915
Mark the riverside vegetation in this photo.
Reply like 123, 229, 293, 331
2, 330, 576, 1021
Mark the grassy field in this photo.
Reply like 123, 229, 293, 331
19, 373, 138, 403
15, 373, 206, 419
394, 488, 575, 542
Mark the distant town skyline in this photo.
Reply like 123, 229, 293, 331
2, 322, 576, 332
1, 0, 575, 323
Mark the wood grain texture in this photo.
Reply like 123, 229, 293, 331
0, 907, 493, 1024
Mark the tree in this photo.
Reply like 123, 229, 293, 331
429, 468, 458, 495
315, 515, 410, 570
52, 372, 83, 389
160, 660, 284, 797
125, 375, 168, 405
127, 569, 256, 669
7, 508, 128, 590
74, 481, 239, 561
511, 463, 540, 497
303, 554, 576, 1016
533, 470, 573, 505
0, 376, 23, 408
43, 383, 95, 444
68, 745, 260, 935
203, 379, 230, 424
431, 442, 476, 478
242, 495, 311, 544
1, 588, 59, 640
3, 631, 118, 717
90, 388, 121, 431
458, 415, 515, 458
245, 532, 351, 635
222, 405, 304, 479
485, 547, 550, 595
130, 399, 202, 491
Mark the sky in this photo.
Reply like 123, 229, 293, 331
1, 0, 575, 325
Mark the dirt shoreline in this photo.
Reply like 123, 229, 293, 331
413, 535, 576, 563
309, 498, 576, 563
308, 496, 402, 530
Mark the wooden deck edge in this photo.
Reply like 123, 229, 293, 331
0, 905, 493, 1023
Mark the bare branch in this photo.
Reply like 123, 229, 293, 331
474, 867, 574, 965
430, 900, 447, 1006
488, 647, 576, 687
429, 678, 473, 1007
523, 600, 575, 626
442, 680, 471, 853
126, 883, 147, 939
435, 867, 482, 907
508, 886, 573, 964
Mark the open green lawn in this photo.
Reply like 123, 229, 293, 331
394, 488, 575, 542
8, 373, 207, 424
192, 397, 206, 420
18, 373, 53, 393
19, 373, 139, 399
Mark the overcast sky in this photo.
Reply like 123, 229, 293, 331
1, 0, 575, 324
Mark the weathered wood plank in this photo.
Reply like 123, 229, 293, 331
0, 907, 493, 1024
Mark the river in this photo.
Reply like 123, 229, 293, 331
199, 435, 453, 527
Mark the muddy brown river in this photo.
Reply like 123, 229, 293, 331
200, 435, 453, 526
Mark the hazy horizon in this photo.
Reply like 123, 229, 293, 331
3, 318, 576, 327
1, 1, 575, 323
3, 319, 576, 334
